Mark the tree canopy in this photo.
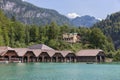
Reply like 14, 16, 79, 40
0, 10, 115, 53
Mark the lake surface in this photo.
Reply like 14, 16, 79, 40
0, 63, 120, 80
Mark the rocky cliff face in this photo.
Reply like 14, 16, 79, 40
0, 0, 70, 25
0, 0, 99, 27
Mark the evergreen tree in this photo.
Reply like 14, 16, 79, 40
47, 22, 59, 40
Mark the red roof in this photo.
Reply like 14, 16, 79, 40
76, 49, 103, 56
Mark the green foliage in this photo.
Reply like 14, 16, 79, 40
29, 25, 39, 42
93, 11, 120, 49
0, 10, 115, 53
47, 22, 59, 40
90, 28, 105, 48
89, 28, 115, 52
113, 52, 120, 61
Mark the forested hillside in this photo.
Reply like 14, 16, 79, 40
0, 10, 114, 53
93, 11, 120, 49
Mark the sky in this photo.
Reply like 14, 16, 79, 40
24, 0, 120, 19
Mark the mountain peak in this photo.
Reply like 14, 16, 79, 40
0, 0, 99, 27
0, 0, 70, 25
71, 15, 100, 27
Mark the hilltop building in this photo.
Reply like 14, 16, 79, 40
62, 33, 80, 43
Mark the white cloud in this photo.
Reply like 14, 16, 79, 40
97, 18, 102, 21
67, 13, 80, 19
22, 0, 27, 2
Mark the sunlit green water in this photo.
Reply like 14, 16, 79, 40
0, 63, 120, 80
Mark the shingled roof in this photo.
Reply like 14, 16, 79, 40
0, 46, 16, 56
76, 49, 103, 56
14, 48, 29, 56
30, 49, 41, 57
14, 48, 43, 57
28, 44, 55, 50
58, 51, 73, 57
41, 49, 55, 57
0, 46, 14, 51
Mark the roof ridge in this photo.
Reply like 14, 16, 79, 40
28, 44, 55, 50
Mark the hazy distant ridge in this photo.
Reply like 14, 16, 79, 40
0, 0, 70, 25
71, 15, 99, 27
0, 0, 99, 27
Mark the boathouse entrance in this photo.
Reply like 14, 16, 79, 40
97, 53, 105, 62
3, 50, 19, 62
23, 51, 36, 62
39, 52, 51, 62
52, 53, 64, 62
65, 53, 76, 62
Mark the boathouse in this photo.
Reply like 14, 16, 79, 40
52, 51, 64, 62
15, 48, 37, 62
29, 44, 56, 62
39, 51, 51, 62
0, 47, 19, 62
76, 49, 105, 62
0, 44, 106, 63
60, 51, 76, 62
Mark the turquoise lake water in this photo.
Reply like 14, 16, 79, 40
0, 63, 120, 80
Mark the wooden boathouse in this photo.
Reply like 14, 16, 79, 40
0, 47, 19, 63
76, 49, 105, 62
0, 44, 106, 63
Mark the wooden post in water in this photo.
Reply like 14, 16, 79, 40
27, 56, 30, 62
21, 57, 24, 63
42, 56, 44, 62
9, 56, 11, 62
56, 57, 58, 62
